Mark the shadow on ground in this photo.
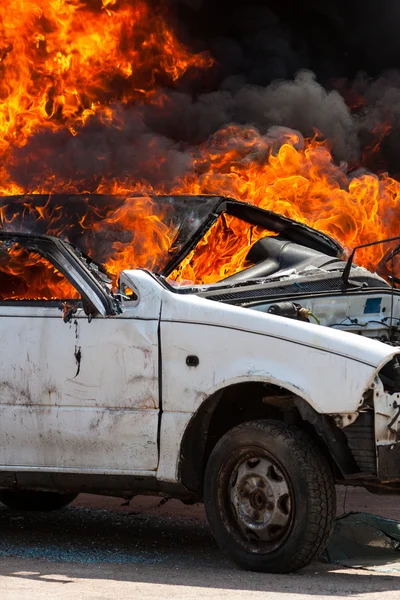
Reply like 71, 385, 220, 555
0, 494, 399, 596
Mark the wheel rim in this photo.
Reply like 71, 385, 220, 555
228, 454, 293, 552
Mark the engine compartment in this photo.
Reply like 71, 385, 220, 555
194, 235, 400, 348
221, 236, 345, 284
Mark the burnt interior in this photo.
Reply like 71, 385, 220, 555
221, 236, 346, 284
0, 194, 223, 276
0, 194, 394, 307
0, 194, 343, 285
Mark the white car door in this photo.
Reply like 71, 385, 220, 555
0, 234, 160, 474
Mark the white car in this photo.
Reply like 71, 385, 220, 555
1, 194, 400, 573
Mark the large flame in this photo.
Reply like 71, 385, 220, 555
0, 244, 78, 299
170, 127, 400, 283
0, 0, 399, 299
0, 0, 211, 194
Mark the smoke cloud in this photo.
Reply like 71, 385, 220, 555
8, 0, 400, 191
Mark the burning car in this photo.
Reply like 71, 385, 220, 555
1, 194, 400, 574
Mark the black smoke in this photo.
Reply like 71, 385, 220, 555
176, 0, 400, 82
8, 0, 400, 190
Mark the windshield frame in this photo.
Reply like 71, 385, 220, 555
160, 197, 344, 278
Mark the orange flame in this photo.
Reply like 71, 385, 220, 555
170, 127, 400, 282
0, 1, 400, 299
0, 0, 212, 193
0, 244, 79, 299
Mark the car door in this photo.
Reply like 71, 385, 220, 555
0, 234, 160, 474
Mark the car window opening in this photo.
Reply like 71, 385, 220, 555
0, 242, 79, 301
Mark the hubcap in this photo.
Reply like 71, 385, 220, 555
229, 456, 292, 545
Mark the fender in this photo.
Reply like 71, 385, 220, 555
157, 281, 400, 415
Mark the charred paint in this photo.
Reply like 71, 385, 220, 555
74, 347, 82, 378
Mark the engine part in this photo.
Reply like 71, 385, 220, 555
267, 302, 310, 322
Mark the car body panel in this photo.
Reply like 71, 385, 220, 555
0, 277, 161, 474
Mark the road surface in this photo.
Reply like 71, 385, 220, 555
1, 488, 400, 599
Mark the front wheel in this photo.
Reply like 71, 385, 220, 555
204, 420, 336, 573
0, 491, 78, 512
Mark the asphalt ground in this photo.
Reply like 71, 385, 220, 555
1, 488, 400, 600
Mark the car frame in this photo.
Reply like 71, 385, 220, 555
1, 195, 400, 573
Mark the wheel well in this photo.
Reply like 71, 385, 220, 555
179, 382, 358, 496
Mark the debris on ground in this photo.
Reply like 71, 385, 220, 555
325, 512, 400, 572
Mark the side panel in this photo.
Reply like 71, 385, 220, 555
0, 297, 160, 472
0, 406, 157, 473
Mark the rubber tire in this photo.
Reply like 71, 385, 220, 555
204, 420, 336, 573
0, 491, 78, 512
